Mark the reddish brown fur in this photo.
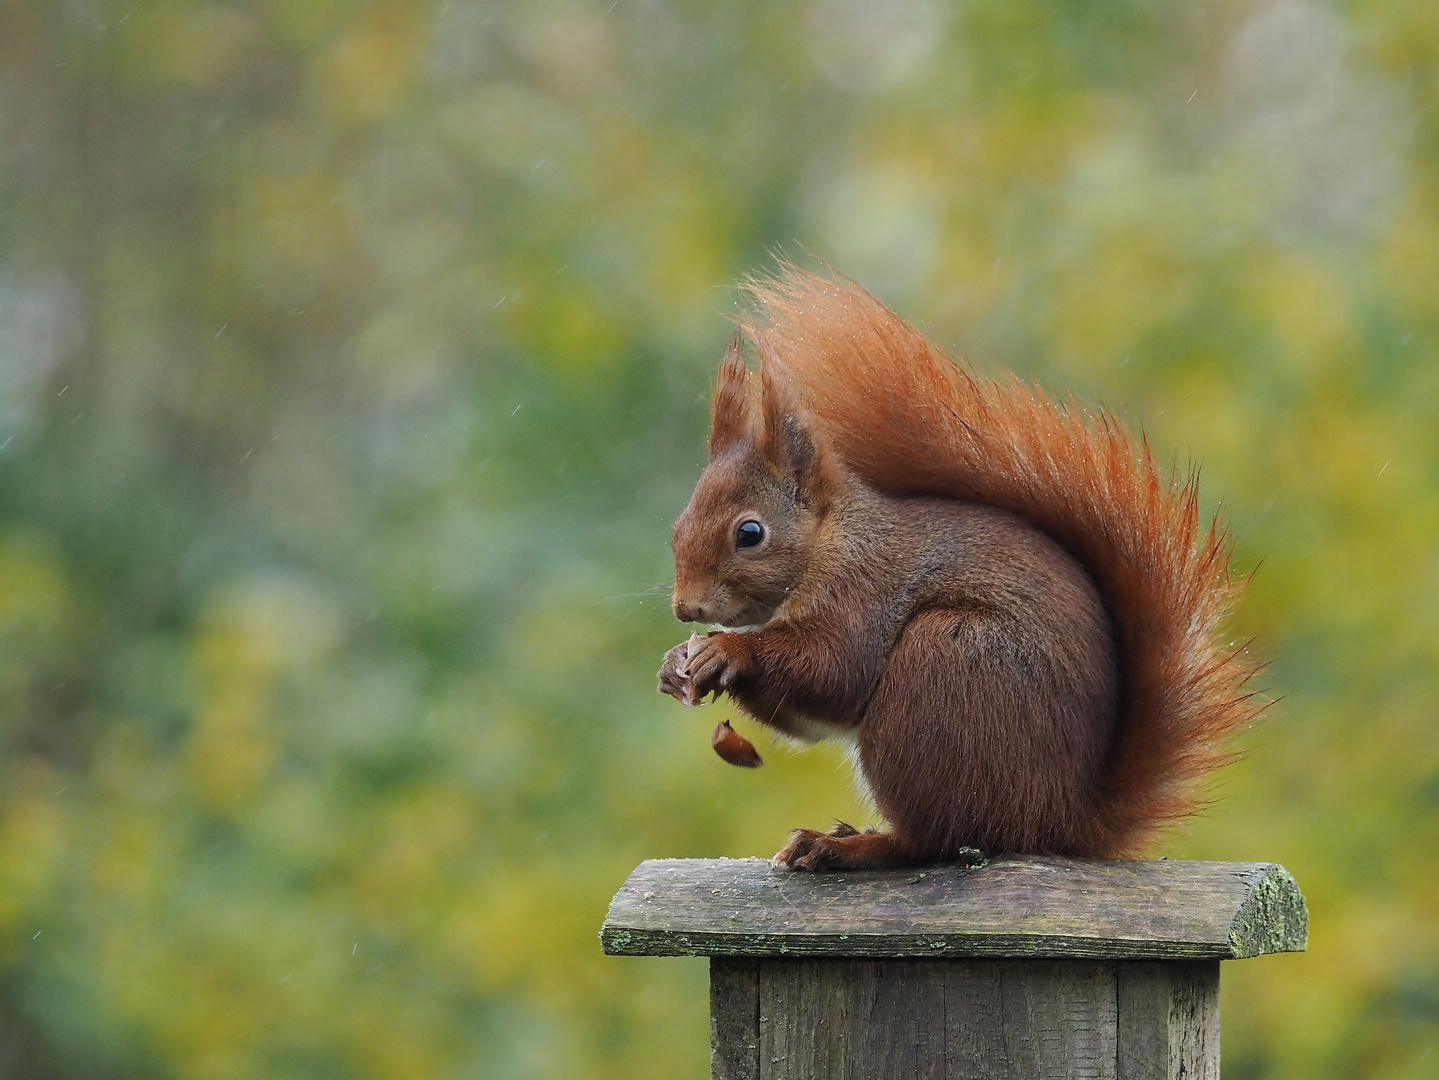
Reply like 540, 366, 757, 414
658, 266, 1262, 866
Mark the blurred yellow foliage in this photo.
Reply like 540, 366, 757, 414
1262, 256, 1358, 372
126, 4, 264, 90
319, 2, 428, 125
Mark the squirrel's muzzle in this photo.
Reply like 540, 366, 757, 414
672, 596, 709, 623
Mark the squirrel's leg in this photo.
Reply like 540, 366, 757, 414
773, 609, 993, 870
855, 606, 1111, 859
855, 606, 1008, 861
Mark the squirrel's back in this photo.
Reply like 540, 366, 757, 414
741, 266, 1262, 857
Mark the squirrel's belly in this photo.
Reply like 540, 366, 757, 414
784, 714, 860, 744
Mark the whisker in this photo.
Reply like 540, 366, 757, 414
597, 583, 675, 603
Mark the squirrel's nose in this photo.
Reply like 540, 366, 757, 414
673, 597, 707, 623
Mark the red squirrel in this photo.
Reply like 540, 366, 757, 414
657, 266, 1262, 871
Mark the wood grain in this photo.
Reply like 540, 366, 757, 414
710, 958, 760, 1080
733, 959, 1131, 1079
602, 856, 1307, 960
1116, 961, 1219, 1080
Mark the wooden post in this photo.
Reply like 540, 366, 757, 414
601, 857, 1306, 1079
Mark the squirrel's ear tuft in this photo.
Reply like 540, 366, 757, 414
708, 333, 752, 457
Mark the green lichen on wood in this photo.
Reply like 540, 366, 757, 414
1229, 865, 1309, 958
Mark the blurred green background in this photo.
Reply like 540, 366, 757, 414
0, 0, 1436, 1076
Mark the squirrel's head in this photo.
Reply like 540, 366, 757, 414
670, 335, 836, 630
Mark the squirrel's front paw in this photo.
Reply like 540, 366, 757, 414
657, 632, 748, 706
657, 634, 703, 706
683, 632, 746, 701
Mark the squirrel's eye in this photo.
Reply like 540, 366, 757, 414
735, 520, 765, 549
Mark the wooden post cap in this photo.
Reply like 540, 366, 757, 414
600, 856, 1307, 961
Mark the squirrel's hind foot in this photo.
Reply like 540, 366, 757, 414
772, 823, 910, 872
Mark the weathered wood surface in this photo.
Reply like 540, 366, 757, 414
711, 958, 759, 1080
716, 957, 1220, 1080
602, 856, 1307, 960
1116, 961, 1219, 1080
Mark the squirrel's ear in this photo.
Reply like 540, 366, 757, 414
759, 362, 824, 508
708, 333, 752, 457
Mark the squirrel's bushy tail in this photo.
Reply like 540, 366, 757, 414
741, 266, 1262, 857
